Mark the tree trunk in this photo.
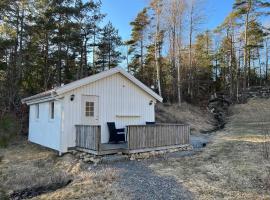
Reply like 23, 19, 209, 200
18, 5, 24, 82
44, 32, 49, 89
154, 1, 162, 96
258, 48, 262, 86
236, 48, 241, 102
229, 29, 235, 98
57, 45, 62, 86
80, 39, 84, 78
93, 27, 96, 69
248, 49, 251, 88
84, 38, 88, 75
140, 39, 144, 74
266, 39, 269, 83
188, 4, 194, 97
126, 45, 129, 72
177, 47, 181, 105
108, 38, 111, 69
243, 11, 250, 90
172, 24, 176, 102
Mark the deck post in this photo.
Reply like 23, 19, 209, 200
75, 125, 101, 152
96, 126, 101, 152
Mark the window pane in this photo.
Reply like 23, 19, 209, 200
90, 106, 94, 112
36, 104, 39, 119
51, 102, 54, 119
85, 101, 94, 117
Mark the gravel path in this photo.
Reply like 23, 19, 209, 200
93, 159, 193, 200
89, 135, 212, 200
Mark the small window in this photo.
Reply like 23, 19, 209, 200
35, 104, 39, 119
50, 102, 54, 119
85, 102, 94, 117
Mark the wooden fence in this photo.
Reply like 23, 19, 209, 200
75, 125, 101, 151
127, 124, 190, 152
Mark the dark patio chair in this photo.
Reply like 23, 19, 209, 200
107, 122, 125, 143
146, 121, 156, 125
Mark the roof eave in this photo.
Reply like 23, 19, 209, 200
55, 68, 119, 95
21, 67, 163, 104
21, 90, 57, 105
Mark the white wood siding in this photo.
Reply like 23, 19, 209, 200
29, 100, 62, 151
61, 73, 155, 152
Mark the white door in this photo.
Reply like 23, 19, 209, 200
81, 95, 99, 125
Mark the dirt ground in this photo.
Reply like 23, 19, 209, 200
1, 98, 270, 200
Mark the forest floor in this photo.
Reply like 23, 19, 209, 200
1, 99, 270, 199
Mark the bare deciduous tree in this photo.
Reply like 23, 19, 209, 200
165, 0, 186, 105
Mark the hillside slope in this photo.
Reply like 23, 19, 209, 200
151, 98, 270, 200
156, 103, 215, 134
226, 98, 270, 136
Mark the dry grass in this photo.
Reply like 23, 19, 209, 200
150, 98, 270, 200
0, 138, 125, 200
0, 139, 64, 193
2, 99, 270, 199
35, 168, 122, 200
156, 102, 214, 134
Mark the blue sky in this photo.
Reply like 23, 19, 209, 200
100, 0, 235, 40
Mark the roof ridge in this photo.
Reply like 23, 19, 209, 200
22, 67, 163, 104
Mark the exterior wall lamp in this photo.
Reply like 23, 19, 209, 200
70, 94, 75, 101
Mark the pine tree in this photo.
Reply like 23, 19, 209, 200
95, 22, 123, 71
193, 31, 214, 98
128, 8, 150, 82
233, 0, 269, 89
74, 0, 105, 78
215, 12, 239, 98
0, 0, 106, 113
150, 0, 163, 96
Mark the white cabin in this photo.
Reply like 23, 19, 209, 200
22, 67, 163, 154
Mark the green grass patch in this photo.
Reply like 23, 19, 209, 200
0, 114, 20, 148
0, 188, 9, 200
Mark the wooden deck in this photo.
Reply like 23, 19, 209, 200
100, 143, 128, 150
75, 124, 190, 155
77, 142, 128, 155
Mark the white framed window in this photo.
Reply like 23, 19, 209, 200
50, 102, 54, 119
35, 104, 39, 119
85, 101, 94, 117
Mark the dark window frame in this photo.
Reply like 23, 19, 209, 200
50, 102, 54, 119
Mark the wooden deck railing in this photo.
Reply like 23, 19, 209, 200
75, 125, 101, 151
127, 124, 190, 151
